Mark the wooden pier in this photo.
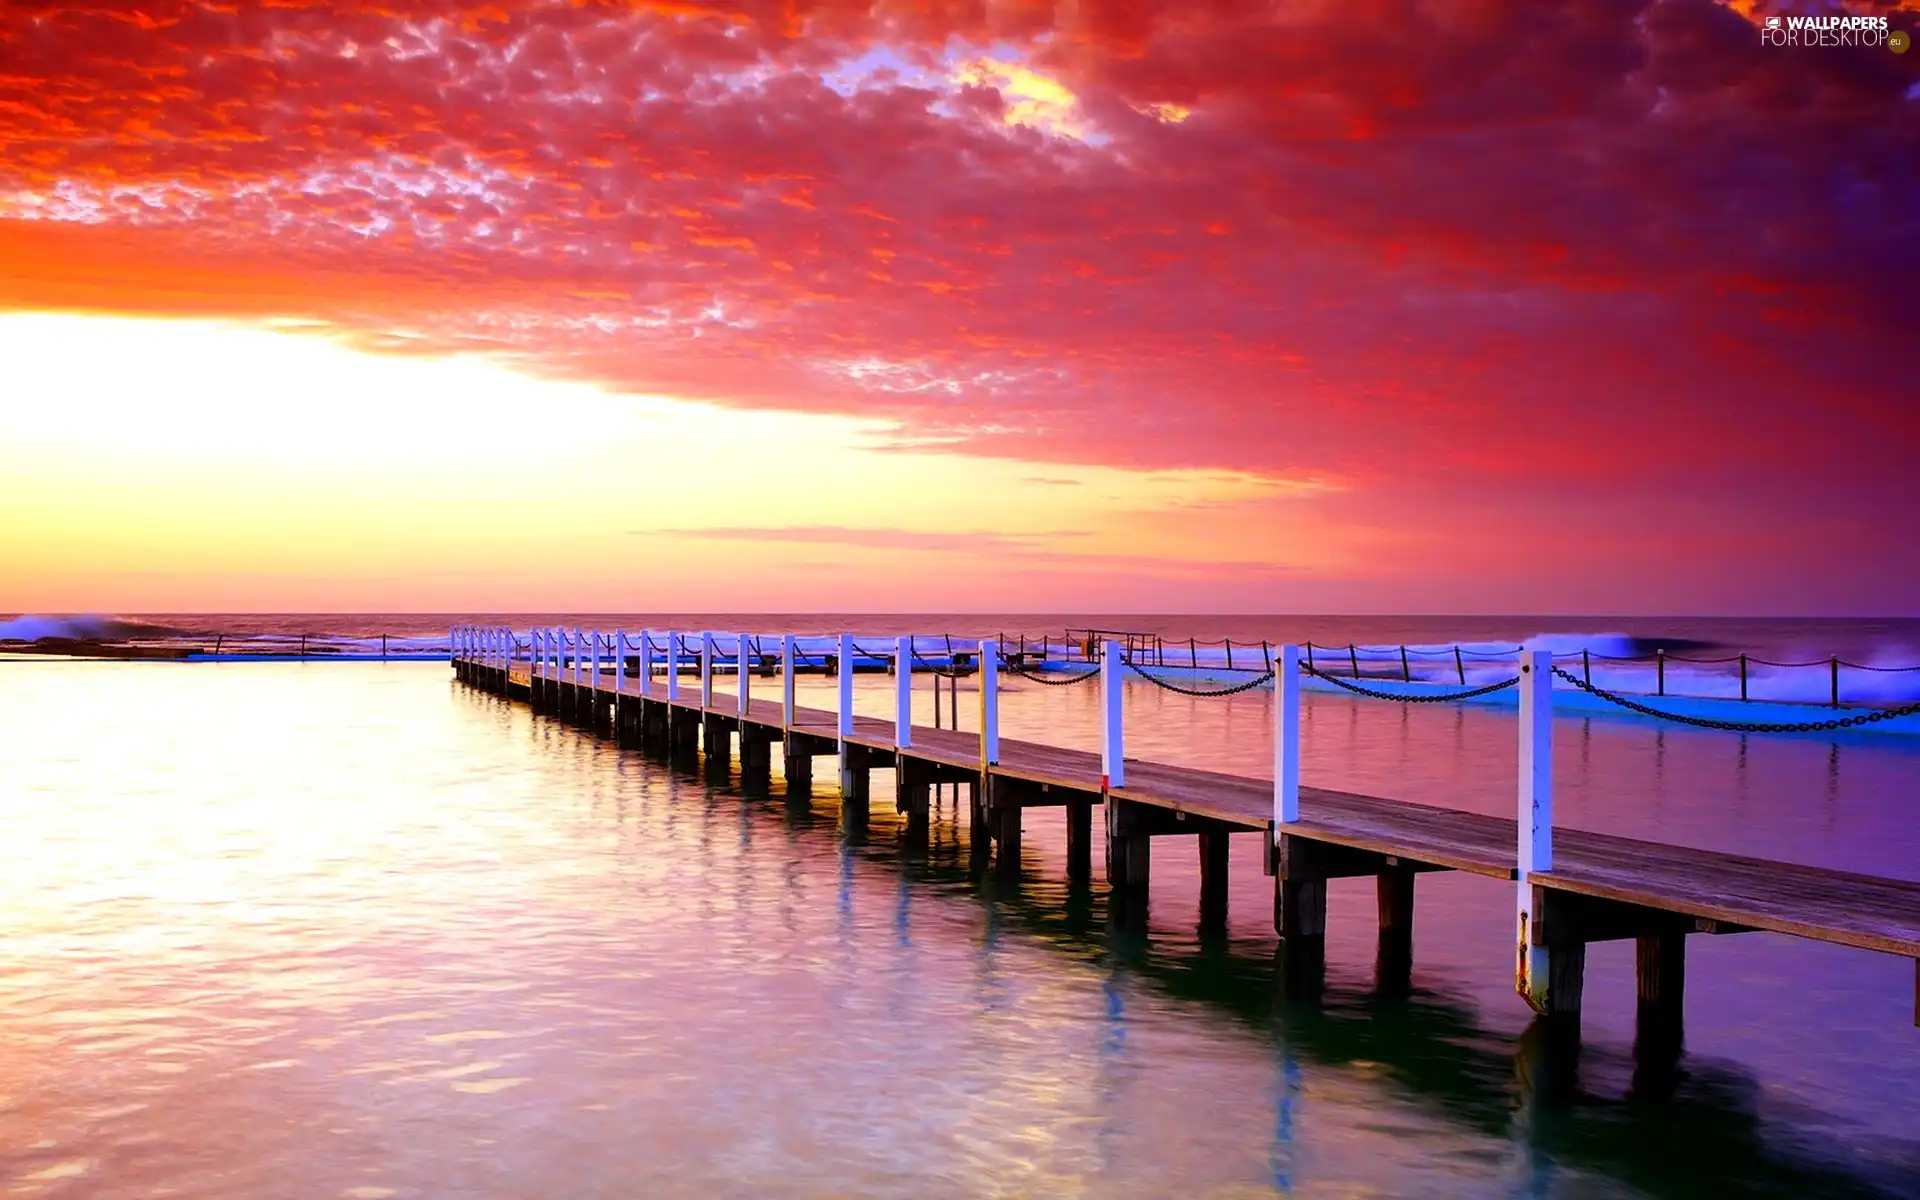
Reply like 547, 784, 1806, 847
450, 626, 1920, 1048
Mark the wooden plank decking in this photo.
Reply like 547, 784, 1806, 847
505, 664, 1920, 968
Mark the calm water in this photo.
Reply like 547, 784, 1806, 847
2, 661, 1917, 1198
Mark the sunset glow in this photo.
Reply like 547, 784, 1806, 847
2, 1, 1915, 614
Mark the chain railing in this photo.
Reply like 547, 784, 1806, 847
1122, 657, 1275, 696
1550, 667, 1920, 733
1303, 663, 1521, 702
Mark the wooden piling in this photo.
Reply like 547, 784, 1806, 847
899, 758, 930, 847
841, 757, 871, 838
783, 745, 813, 792
994, 798, 1022, 876
1635, 932, 1685, 1048
1199, 829, 1230, 931
970, 773, 992, 859
1065, 796, 1093, 887
1106, 799, 1150, 892
1377, 866, 1416, 994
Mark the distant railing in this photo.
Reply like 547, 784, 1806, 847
994, 628, 1920, 710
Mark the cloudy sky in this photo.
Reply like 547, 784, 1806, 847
1, 0, 1914, 614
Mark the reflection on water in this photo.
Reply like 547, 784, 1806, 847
1, 663, 1916, 1198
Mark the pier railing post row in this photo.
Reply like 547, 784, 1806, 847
1515, 648, 1558, 1015
1101, 639, 1124, 791
1273, 644, 1301, 826
781, 634, 796, 729
979, 639, 999, 765
738, 633, 752, 716
895, 635, 913, 748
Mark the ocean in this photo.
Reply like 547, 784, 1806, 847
1, 618, 1917, 1196
6, 613, 1920, 705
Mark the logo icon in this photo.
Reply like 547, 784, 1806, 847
1893, 29, 1911, 52
1766, 15, 1781, 28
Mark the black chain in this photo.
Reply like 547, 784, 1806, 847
1002, 660, 1101, 685
1123, 659, 1275, 697
909, 648, 972, 679
1551, 667, 1920, 732
1304, 664, 1520, 701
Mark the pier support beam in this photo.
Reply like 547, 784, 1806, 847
970, 774, 992, 860
702, 713, 730, 763
1199, 829, 1230, 933
783, 744, 814, 793
669, 706, 700, 761
1633, 931, 1686, 1077
1065, 796, 1094, 888
841, 756, 871, 839
993, 796, 1022, 877
739, 727, 773, 787
1105, 798, 1151, 896
1377, 867, 1416, 995
1271, 833, 1328, 999
897, 758, 930, 848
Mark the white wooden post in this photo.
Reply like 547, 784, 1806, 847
700, 632, 715, 708
781, 634, 797, 729
895, 634, 913, 748
837, 632, 855, 787
979, 638, 999, 765
573, 627, 584, 685
638, 629, 654, 698
666, 631, 681, 701
1516, 648, 1555, 1013
1274, 644, 1301, 825
590, 629, 602, 689
738, 633, 752, 716
837, 632, 855, 742
449, 625, 457, 661
1101, 639, 1125, 790
613, 629, 626, 690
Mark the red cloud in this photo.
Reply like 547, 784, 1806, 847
2, 0, 1917, 607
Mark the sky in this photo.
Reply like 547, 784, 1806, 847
0, 0, 1916, 616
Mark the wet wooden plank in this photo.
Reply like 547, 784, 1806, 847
1539, 833, 1920, 958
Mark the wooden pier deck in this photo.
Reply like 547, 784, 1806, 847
457, 639, 1920, 1043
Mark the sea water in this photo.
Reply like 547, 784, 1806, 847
0, 656, 1916, 1198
